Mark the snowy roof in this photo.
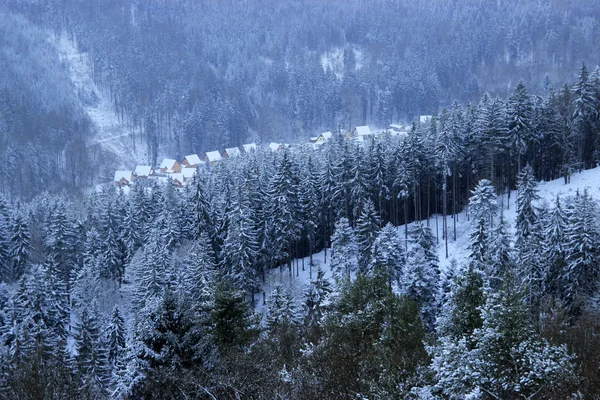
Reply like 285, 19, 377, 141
183, 154, 202, 166
170, 173, 184, 184
321, 131, 333, 139
114, 170, 133, 182
182, 168, 197, 179
355, 126, 372, 136
225, 147, 241, 157
243, 143, 257, 153
419, 115, 432, 123
160, 158, 177, 169
269, 142, 281, 152
134, 165, 153, 177
205, 151, 222, 162
310, 136, 319, 142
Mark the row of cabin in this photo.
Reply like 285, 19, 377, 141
113, 143, 258, 187
114, 121, 427, 187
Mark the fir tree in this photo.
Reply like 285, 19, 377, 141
75, 306, 110, 396
106, 306, 126, 368
330, 217, 359, 282
9, 213, 30, 281
355, 199, 381, 272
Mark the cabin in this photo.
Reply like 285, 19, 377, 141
134, 165, 154, 179
419, 115, 432, 124
182, 167, 197, 182
160, 158, 182, 174
243, 143, 257, 153
181, 154, 202, 168
223, 147, 241, 158
311, 131, 333, 145
170, 173, 184, 188
203, 151, 222, 166
114, 170, 133, 187
354, 126, 372, 137
321, 131, 333, 141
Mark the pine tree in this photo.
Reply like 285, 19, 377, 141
330, 217, 359, 282
515, 165, 543, 311
303, 267, 331, 341
542, 196, 568, 299
436, 263, 484, 344
9, 213, 30, 281
106, 306, 126, 368
136, 224, 171, 304
563, 190, 600, 314
368, 222, 405, 289
507, 82, 533, 173
75, 306, 110, 396
267, 283, 300, 332
182, 232, 216, 302
355, 199, 381, 272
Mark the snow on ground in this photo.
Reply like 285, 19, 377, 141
54, 32, 145, 169
261, 166, 600, 313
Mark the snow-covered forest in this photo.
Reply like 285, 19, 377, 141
3, 0, 600, 398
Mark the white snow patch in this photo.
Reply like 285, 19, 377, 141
54, 32, 145, 169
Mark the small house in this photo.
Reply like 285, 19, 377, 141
160, 158, 182, 174
181, 154, 202, 168
223, 147, 241, 158
354, 126, 372, 137
114, 170, 133, 187
203, 151, 222, 166
134, 165, 154, 179
243, 143, 257, 153
170, 173, 185, 188
182, 167, 197, 182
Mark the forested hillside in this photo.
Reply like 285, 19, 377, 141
0, 11, 93, 199
4, 0, 600, 174
2, 60, 600, 396
3, 1, 600, 398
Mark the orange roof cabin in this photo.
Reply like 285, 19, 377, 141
114, 171, 133, 187
203, 151, 222, 166
170, 173, 185, 188
181, 154, 202, 168
160, 158, 182, 174
223, 147, 241, 158
134, 165, 155, 179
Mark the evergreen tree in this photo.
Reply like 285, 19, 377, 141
75, 306, 110, 396
330, 217, 359, 282
507, 82, 534, 173
106, 306, 126, 368
515, 165, 543, 311
355, 199, 381, 272
368, 222, 405, 289
563, 190, 600, 314
9, 213, 30, 282
303, 267, 332, 342
542, 196, 568, 299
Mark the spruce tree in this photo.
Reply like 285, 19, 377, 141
330, 217, 359, 282
355, 199, 381, 272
